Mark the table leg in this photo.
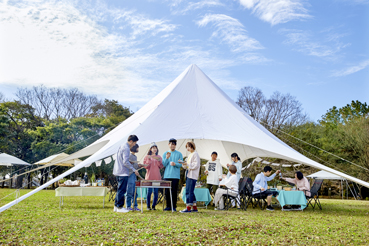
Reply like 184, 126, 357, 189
59, 197, 61, 209
133, 187, 137, 213
169, 187, 173, 213
103, 196, 105, 208
140, 188, 143, 214
163, 188, 165, 211
62, 196, 64, 206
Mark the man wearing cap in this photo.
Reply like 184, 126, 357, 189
162, 138, 183, 211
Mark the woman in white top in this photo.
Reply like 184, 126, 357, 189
180, 141, 200, 213
226, 153, 242, 182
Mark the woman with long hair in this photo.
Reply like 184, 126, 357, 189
143, 142, 163, 210
226, 153, 242, 182
180, 141, 200, 213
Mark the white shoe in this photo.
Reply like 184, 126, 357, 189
116, 207, 130, 213
114, 206, 118, 212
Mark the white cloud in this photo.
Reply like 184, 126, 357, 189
332, 59, 369, 77
239, 0, 311, 25
279, 28, 350, 58
108, 10, 177, 38
197, 14, 264, 52
0, 0, 179, 104
0, 0, 257, 108
171, 0, 224, 15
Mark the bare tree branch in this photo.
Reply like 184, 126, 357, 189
15, 86, 102, 120
236, 86, 308, 130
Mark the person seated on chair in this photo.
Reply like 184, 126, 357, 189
281, 171, 311, 197
204, 152, 223, 203
253, 166, 280, 211
213, 165, 238, 210
143, 142, 164, 210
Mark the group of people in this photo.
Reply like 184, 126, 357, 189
113, 135, 311, 213
252, 166, 311, 211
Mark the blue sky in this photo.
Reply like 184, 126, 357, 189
0, 0, 368, 121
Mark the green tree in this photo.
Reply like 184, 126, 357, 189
0, 101, 42, 163
90, 99, 133, 126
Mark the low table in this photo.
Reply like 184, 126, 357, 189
135, 180, 173, 213
275, 190, 307, 211
55, 187, 109, 208
181, 187, 212, 208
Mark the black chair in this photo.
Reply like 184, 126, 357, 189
305, 179, 323, 210
156, 188, 164, 204
245, 177, 268, 210
222, 177, 248, 210
108, 175, 118, 202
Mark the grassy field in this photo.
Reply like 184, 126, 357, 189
0, 189, 368, 245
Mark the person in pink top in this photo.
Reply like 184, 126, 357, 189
143, 142, 163, 210
281, 171, 311, 197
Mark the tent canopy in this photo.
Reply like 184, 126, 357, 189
35, 153, 81, 167
52, 64, 369, 188
307, 170, 346, 180
0, 153, 30, 166
1, 64, 369, 213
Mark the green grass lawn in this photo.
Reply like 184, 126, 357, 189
0, 189, 368, 245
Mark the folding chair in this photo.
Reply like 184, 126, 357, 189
108, 175, 118, 202
305, 179, 323, 210
245, 177, 268, 210
222, 178, 248, 210
156, 188, 164, 204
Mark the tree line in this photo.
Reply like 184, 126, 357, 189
0, 86, 133, 186
0, 85, 368, 191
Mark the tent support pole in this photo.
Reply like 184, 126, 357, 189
346, 180, 356, 200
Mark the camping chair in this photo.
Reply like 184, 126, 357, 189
245, 177, 268, 210
305, 179, 323, 210
222, 178, 248, 210
108, 175, 118, 202
156, 188, 164, 204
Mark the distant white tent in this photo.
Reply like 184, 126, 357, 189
1, 64, 369, 213
307, 170, 346, 180
0, 153, 30, 166
307, 170, 361, 199
35, 153, 80, 167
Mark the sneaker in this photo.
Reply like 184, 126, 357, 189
191, 209, 198, 212
180, 209, 191, 213
147, 207, 152, 211
266, 205, 274, 211
214, 208, 224, 211
173, 208, 177, 212
152, 207, 156, 210
126, 207, 133, 211
114, 206, 118, 212
116, 207, 130, 213
163, 207, 171, 211
134, 207, 141, 212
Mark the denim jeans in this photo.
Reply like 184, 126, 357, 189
147, 188, 158, 208
126, 173, 138, 208
185, 178, 197, 205
115, 176, 129, 208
